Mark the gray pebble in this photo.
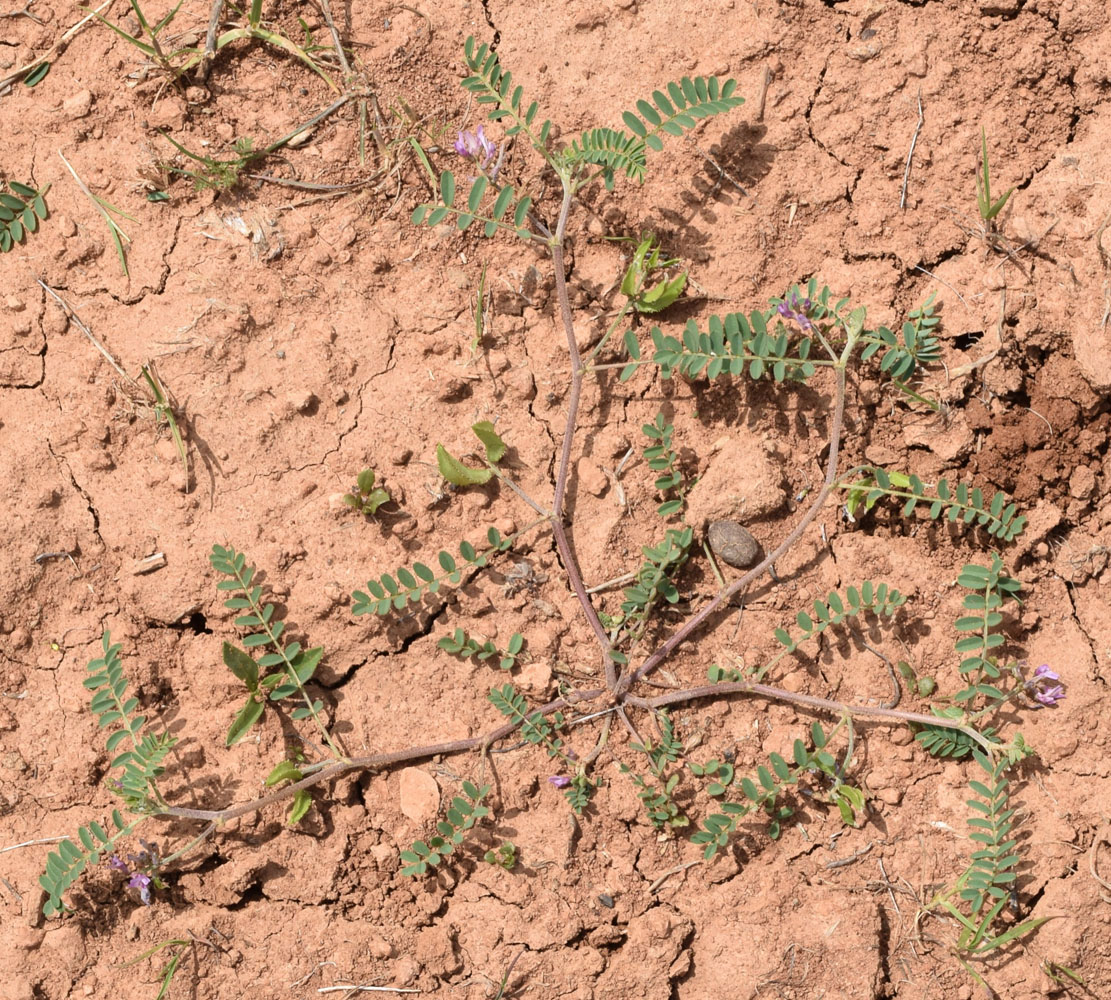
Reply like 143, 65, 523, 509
708, 520, 761, 568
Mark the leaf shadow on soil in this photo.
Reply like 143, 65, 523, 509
650, 122, 778, 256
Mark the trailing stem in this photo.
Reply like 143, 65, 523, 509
547, 182, 618, 688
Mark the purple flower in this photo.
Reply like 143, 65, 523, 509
129, 872, 152, 905
1034, 684, 1065, 707
108, 855, 129, 873
548, 775, 571, 789
775, 291, 815, 332
1026, 663, 1065, 707
127, 839, 161, 869
453, 126, 497, 170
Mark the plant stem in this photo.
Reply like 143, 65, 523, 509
547, 181, 617, 687
626, 679, 995, 753
617, 363, 849, 696
158, 691, 603, 825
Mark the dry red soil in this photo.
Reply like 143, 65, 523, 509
2, 0, 1111, 998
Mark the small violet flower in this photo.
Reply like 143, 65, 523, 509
1034, 684, 1065, 707
1026, 663, 1065, 707
775, 290, 815, 332
548, 775, 572, 789
453, 126, 497, 171
128, 872, 152, 905
108, 855, 129, 873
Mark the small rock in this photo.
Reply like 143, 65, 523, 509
906, 52, 928, 77
436, 377, 472, 402
370, 843, 398, 873
11, 925, 44, 950
685, 434, 787, 528
4, 295, 25, 312
398, 767, 439, 824
708, 521, 761, 568
63, 89, 93, 119
392, 956, 420, 986
577, 458, 608, 498
286, 390, 317, 414
56, 214, 77, 238
1069, 465, 1096, 500
368, 934, 394, 959
902, 410, 973, 463
517, 659, 552, 693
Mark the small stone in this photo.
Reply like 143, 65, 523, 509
56, 214, 77, 238
305, 244, 332, 270
398, 767, 439, 824
577, 458, 608, 498
906, 52, 928, 77
11, 926, 44, 950
392, 956, 420, 986
685, 434, 788, 527
4, 295, 25, 312
63, 89, 93, 119
517, 659, 552, 693
436, 377, 472, 402
286, 390, 317, 414
368, 934, 394, 959
1069, 465, 1096, 499
708, 521, 761, 568
370, 843, 398, 873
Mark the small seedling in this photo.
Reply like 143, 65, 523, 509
469, 264, 489, 358
619, 233, 687, 313
117, 938, 196, 1000
642, 411, 690, 516
975, 128, 1014, 223
58, 150, 134, 275
0, 178, 49, 252
484, 842, 517, 870
436, 421, 508, 487
85, 0, 192, 91
343, 469, 391, 516
210, 544, 336, 758
622, 710, 688, 829
438, 628, 525, 670
400, 781, 491, 876
139, 363, 189, 490
88, 0, 336, 93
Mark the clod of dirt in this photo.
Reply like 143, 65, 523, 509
902, 409, 974, 463
685, 433, 787, 530
708, 520, 761, 568
398, 767, 440, 824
